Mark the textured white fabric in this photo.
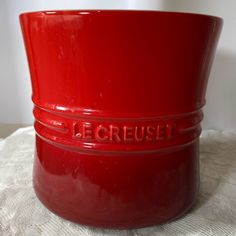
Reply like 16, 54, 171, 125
0, 127, 236, 236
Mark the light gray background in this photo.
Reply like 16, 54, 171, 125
0, 0, 235, 130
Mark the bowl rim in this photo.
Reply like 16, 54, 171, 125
19, 9, 223, 22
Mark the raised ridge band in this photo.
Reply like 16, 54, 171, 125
33, 104, 203, 154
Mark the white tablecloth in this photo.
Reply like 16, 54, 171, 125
0, 127, 236, 236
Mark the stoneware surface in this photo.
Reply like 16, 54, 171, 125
20, 10, 222, 228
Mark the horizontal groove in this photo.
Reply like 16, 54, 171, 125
35, 130, 200, 156
178, 121, 202, 133
34, 119, 68, 134
33, 103, 204, 121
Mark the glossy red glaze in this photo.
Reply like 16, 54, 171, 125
20, 10, 222, 228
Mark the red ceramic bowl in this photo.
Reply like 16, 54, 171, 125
20, 10, 222, 229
